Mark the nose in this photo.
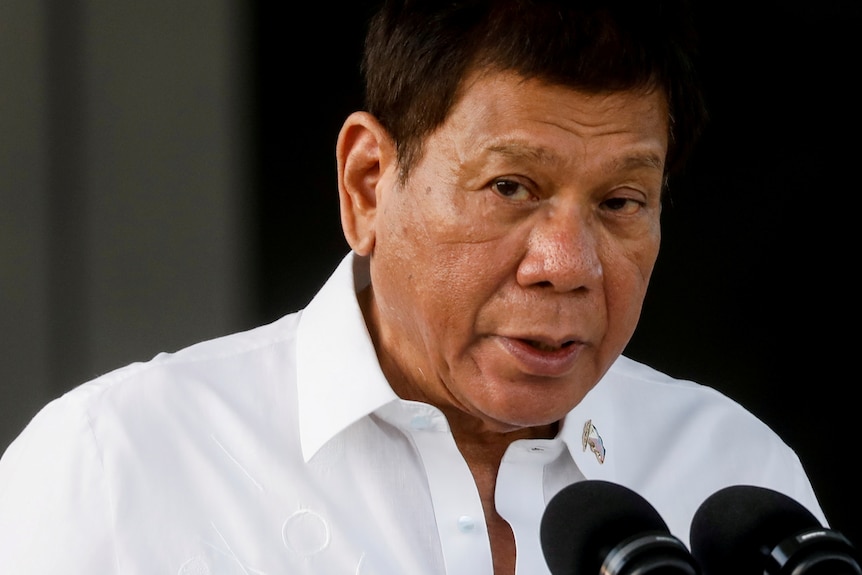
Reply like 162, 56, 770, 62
516, 207, 603, 292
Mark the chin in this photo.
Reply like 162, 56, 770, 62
483, 400, 569, 431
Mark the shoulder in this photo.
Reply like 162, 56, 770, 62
76, 311, 301, 417
594, 355, 826, 529
601, 355, 795, 460
604, 354, 752, 417
568, 354, 775, 477
2, 310, 304, 476
589, 354, 814, 485
0, 312, 306, 566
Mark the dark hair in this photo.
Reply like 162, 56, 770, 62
362, 0, 707, 180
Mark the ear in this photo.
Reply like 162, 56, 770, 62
336, 111, 397, 256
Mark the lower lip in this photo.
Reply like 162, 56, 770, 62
496, 337, 583, 377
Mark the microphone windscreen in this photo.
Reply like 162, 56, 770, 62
540, 479, 671, 575
689, 484, 821, 575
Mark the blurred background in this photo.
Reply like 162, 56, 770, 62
2, 0, 859, 551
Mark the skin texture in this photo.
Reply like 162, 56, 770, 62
337, 69, 669, 574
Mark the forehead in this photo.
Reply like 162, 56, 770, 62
437, 69, 670, 173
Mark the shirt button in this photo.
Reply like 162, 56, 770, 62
410, 415, 432, 430
457, 515, 476, 533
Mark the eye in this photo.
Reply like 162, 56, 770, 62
601, 195, 645, 216
491, 178, 534, 202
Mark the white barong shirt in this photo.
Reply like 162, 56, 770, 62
0, 252, 826, 574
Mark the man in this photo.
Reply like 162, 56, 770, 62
0, 1, 827, 574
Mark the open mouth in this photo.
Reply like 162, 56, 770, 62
500, 336, 582, 376
525, 339, 575, 352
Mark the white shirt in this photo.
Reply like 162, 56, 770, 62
0, 251, 826, 574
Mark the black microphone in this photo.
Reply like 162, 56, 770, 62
690, 484, 861, 575
540, 479, 700, 574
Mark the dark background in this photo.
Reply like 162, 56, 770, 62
252, 0, 861, 550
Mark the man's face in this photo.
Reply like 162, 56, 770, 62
361, 70, 667, 432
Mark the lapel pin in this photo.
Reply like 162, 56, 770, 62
582, 419, 606, 464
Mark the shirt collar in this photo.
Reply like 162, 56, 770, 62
296, 251, 399, 462
296, 250, 622, 476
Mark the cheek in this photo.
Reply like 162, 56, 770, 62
600, 213, 659, 285
379, 181, 513, 284
402, 245, 499, 326
604, 234, 660, 331
371, 206, 478, 343
373, 231, 512, 357
372, 177, 531, 346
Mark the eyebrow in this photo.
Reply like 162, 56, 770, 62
607, 153, 665, 173
484, 141, 665, 174
485, 142, 563, 165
